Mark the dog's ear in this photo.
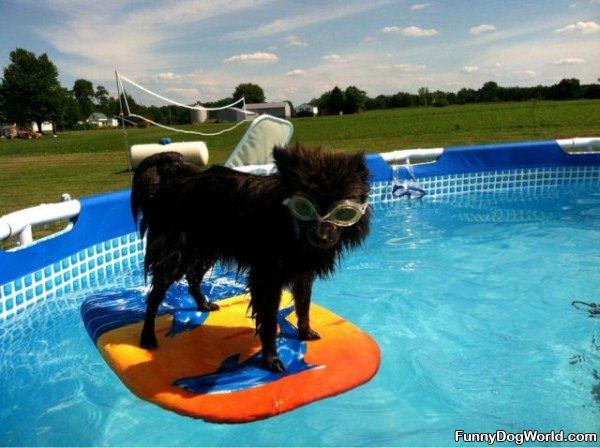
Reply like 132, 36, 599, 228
350, 151, 369, 181
142, 166, 161, 197
272, 145, 297, 175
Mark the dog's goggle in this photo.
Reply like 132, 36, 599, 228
283, 195, 368, 227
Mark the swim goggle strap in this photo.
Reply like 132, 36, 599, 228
283, 195, 368, 227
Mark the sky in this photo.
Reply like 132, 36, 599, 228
1, 0, 599, 105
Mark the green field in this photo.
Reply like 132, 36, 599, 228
1, 100, 599, 217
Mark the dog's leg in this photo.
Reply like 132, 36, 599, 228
249, 269, 284, 372
186, 264, 219, 311
140, 279, 169, 350
292, 274, 321, 341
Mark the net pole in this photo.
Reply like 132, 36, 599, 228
115, 71, 132, 172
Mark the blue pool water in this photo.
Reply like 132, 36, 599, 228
1, 184, 599, 446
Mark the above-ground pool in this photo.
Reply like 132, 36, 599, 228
1, 139, 599, 446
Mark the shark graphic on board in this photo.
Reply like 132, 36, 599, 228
173, 306, 322, 394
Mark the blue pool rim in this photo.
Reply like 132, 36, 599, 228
0, 138, 599, 319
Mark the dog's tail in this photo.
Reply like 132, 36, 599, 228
131, 151, 198, 237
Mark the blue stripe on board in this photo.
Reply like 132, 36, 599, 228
81, 266, 248, 344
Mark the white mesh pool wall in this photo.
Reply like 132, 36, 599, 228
0, 233, 144, 320
370, 166, 600, 208
1, 154, 599, 321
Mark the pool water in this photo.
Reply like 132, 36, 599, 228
1, 184, 599, 446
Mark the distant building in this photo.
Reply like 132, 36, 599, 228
190, 108, 208, 124
216, 102, 292, 123
295, 103, 318, 117
30, 121, 54, 134
87, 112, 118, 128
246, 102, 291, 119
215, 108, 245, 123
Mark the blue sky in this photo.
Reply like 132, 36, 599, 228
1, 0, 598, 104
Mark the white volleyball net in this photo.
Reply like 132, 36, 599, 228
114, 71, 257, 137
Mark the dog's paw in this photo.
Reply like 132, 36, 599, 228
197, 301, 220, 312
299, 328, 321, 341
207, 302, 220, 311
262, 355, 285, 373
140, 333, 159, 350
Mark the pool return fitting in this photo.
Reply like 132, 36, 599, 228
380, 148, 442, 199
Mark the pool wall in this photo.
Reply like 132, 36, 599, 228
1, 138, 599, 320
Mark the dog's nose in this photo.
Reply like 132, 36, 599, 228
308, 223, 339, 248
315, 224, 329, 241
316, 222, 336, 241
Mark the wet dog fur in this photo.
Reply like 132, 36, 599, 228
131, 145, 370, 371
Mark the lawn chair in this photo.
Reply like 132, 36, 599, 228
224, 114, 294, 171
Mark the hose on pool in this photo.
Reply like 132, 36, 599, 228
571, 300, 600, 316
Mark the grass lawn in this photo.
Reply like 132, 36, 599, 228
1, 99, 599, 216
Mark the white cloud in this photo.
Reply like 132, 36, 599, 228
157, 72, 182, 82
402, 26, 439, 36
39, 0, 272, 81
469, 24, 497, 35
461, 65, 479, 73
138, 72, 184, 84
554, 21, 600, 34
322, 54, 344, 63
268, 37, 598, 101
285, 69, 307, 77
514, 69, 537, 78
125, 0, 272, 27
552, 57, 585, 65
227, 0, 393, 39
222, 52, 278, 64
463, 16, 576, 48
394, 63, 427, 72
468, 38, 599, 86
163, 87, 200, 100
285, 36, 309, 47
381, 25, 439, 36
28, 0, 600, 105
410, 3, 431, 11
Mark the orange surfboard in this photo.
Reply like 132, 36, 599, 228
86, 291, 380, 423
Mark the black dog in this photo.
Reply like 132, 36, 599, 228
131, 145, 371, 371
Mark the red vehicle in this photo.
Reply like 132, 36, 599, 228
1, 124, 41, 139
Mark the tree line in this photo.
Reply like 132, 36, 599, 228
310, 79, 600, 115
1, 48, 599, 131
0, 49, 269, 130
